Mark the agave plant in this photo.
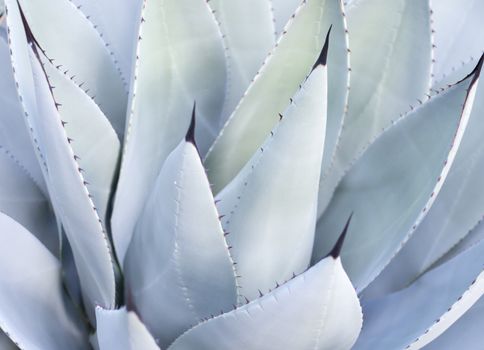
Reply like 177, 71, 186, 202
0, 0, 483, 349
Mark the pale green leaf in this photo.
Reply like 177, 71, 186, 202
215, 64, 327, 300
318, 0, 432, 215
125, 137, 237, 348
208, 0, 275, 124
313, 66, 480, 291
112, 0, 226, 263
205, 0, 331, 193
168, 256, 362, 350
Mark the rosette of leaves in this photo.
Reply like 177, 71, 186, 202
0, 0, 483, 349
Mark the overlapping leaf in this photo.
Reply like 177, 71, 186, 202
354, 220, 484, 350
0, 213, 88, 350
318, 0, 432, 215
168, 254, 362, 350
112, 0, 227, 263
215, 60, 327, 300
204, 0, 330, 193
313, 61, 481, 291
125, 128, 237, 348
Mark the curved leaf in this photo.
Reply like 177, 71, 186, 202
112, 0, 227, 263
271, 0, 302, 37
363, 71, 484, 298
313, 63, 481, 291
168, 255, 362, 350
96, 307, 159, 350
5, 1, 117, 320
208, 0, 275, 124
0, 213, 88, 350
0, 29, 46, 192
17, 0, 127, 137
318, 0, 432, 215
424, 295, 484, 349
71, 0, 143, 83
124, 135, 237, 348
430, 0, 484, 85
353, 221, 484, 350
204, 0, 330, 193
0, 148, 57, 254
215, 63, 327, 300
42, 61, 120, 225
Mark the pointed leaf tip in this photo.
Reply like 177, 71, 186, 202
185, 102, 197, 144
458, 52, 483, 87
328, 213, 353, 259
312, 25, 332, 70
469, 52, 484, 87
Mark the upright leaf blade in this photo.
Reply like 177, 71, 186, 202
215, 62, 327, 300
204, 0, 330, 193
17, 0, 127, 137
112, 0, 227, 263
208, 0, 275, 124
318, 0, 432, 215
42, 61, 120, 225
125, 137, 237, 348
71, 0, 144, 83
0, 29, 45, 192
5, 1, 117, 321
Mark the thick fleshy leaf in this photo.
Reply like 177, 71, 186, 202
125, 137, 237, 348
71, 0, 143, 83
430, 0, 484, 85
318, 0, 432, 215
0, 29, 45, 192
96, 307, 159, 350
0, 148, 57, 254
362, 70, 484, 298
16, 0, 127, 136
424, 295, 484, 349
112, 0, 226, 263
168, 255, 362, 350
313, 65, 480, 291
353, 221, 484, 350
4, 0, 48, 180
30, 53, 116, 321
41, 61, 120, 225
317, 0, 350, 175
205, 0, 331, 193
208, 0, 275, 124
5, 0, 116, 320
271, 0, 302, 37
215, 64, 327, 300
0, 213, 88, 350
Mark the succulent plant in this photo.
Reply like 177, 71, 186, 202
0, 0, 483, 349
